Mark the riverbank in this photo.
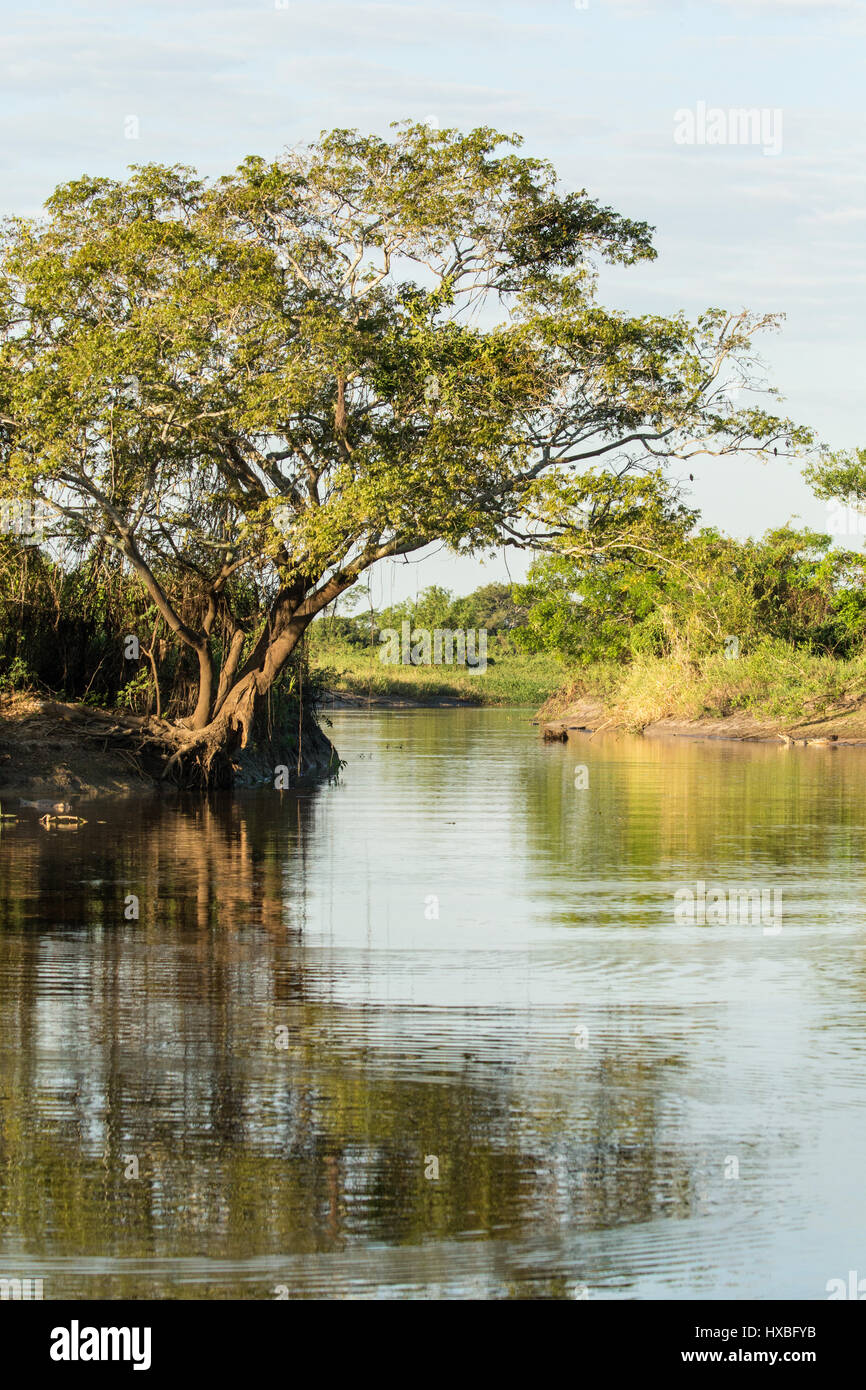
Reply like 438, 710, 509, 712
0, 695, 143, 802
538, 647, 866, 745
312, 646, 564, 706
323, 689, 481, 708
0, 693, 336, 801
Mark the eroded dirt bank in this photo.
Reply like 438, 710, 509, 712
538, 695, 866, 746
0, 694, 336, 802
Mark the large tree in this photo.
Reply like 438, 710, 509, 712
0, 122, 808, 777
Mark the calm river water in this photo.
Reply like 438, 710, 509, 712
1, 708, 865, 1299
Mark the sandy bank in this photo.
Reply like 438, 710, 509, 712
537, 695, 866, 746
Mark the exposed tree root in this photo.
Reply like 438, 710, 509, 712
1, 694, 337, 792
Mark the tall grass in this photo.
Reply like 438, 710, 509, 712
540, 640, 866, 731
312, 644, 565, 706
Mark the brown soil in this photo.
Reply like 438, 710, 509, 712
0, 695, 151, 802
537, 695, 866, 746
0, 693, 336, 804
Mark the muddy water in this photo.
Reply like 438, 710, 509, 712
1, 708, 865, 1299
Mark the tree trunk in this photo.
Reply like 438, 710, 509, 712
189, 641, 216, 730
159, 569, 361, 786
212, 612, 308, 748
213, 628, 247, 716
161, 614, 314, 785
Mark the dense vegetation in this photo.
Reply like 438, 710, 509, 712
309, 581, 562, 703
512, 467, 866, 728
7, 123, 866, 746
0, 123, 806, 779
515, 472, 866, 664
0, 535, 318, 725
307, 461, 866, 722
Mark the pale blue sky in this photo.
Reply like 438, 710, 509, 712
2, 0, 864, 602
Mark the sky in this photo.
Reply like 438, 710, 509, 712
2, 0, 864, 604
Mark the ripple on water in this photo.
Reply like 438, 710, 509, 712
1, 710, 865, 1297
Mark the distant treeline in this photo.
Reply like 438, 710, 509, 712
312, 582, 531, 654
5, 519, 866, 713
311, 524, 866, 669
516, 525, 866, 665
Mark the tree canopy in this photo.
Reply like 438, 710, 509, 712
0, 122, 809, 769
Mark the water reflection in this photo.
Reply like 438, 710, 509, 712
1, 710, 865, 1298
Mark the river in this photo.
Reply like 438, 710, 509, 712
1, 707, 865, 1299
